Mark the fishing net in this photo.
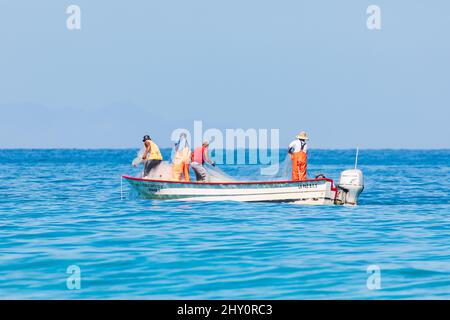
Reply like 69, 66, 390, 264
131, 148, 172, 179
243, 153, 291, 182
170, 133, 190, 164
278, 154, 291, 180
204, 163, 237, 182
132, 146, 293, 182
145, 161, 173, 180
131, 148, 145, 167
131, 140, 236, 182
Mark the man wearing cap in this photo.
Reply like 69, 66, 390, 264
141, 135, 163, 177
191, 140, 215, 182
288, 131, 309, 181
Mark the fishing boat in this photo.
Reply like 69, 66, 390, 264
122, 168, 364, 205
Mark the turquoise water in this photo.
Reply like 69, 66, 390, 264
0, 149, 449, 299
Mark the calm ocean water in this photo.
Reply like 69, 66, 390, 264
0, 149, 449, 299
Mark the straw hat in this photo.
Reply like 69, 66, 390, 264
202, 140, 210, 146
296, 131, 309, 140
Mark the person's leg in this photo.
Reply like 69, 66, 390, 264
172, 161, 183, 181
151, 160, 162, 170
183, 163, 190, 182
291, 153, 300, 181
298, 153, 307, 180
143, 160, 152, 177
291, 161, 298, 180
145, 160, 162, 177
197, 165, 209, 182
191, 162, 202, 181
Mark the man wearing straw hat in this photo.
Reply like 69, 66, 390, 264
288, 131, 309, 181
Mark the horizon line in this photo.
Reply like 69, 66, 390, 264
1, 147, 449, 151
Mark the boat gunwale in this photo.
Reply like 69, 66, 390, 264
122, 175, 337, 191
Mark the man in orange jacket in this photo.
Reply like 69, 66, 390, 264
288, 131, 309, 181
172, 133, 191, 181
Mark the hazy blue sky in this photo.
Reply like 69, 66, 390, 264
0, 1, 449, 148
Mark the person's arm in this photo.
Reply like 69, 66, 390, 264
204, 148, 215, 166
303, 143, 308, 154
288, 141, 295, 154
142, 141, 151, 160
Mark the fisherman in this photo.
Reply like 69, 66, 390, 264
141, 135, 163, 177
172, 133, 191, 181
288, 131, 309, 181
191, 140, 215, 182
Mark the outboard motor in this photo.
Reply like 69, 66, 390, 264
337, 169, 364, 205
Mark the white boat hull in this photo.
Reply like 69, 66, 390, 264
123, 176, 340, 205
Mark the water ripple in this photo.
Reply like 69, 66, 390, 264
0, 149, 449, 299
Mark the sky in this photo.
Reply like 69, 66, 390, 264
0, 0, 449, 149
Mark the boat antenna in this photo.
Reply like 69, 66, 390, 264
354, 147, 359, 169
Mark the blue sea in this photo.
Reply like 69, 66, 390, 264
0, 149, 449, 299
